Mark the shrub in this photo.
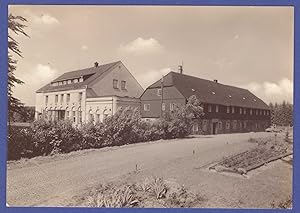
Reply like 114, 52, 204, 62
7, 126, 34, 160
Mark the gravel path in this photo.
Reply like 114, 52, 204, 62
6, 132, 292, 207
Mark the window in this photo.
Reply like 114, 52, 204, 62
67, 80, 72, 84
192, 123, 199, 132
72, 111, 76, 123
232, 106, 235, 114
244, 108, 247, 114
243, 121, 247, 128
216, 105, 219, 113
170, 103, 176, 111
162, 103, 165, 111
113, 79, 119, 89
74, 78, 78, 83
89, 113, 94, 122
63, 81, 67, 85
203, 120, 208, 131
256, 110, 258, 115
226, 121, 230, 130
96, 114, 100, 123
233, 120, 237, 130
226, 106, 230, 113
260, 110, 262, 115
144, 104, 150, 111
121, 80, 126, 90
218, 121, 222, 130
60, 94, 64, 103
55, 95, 58, 104
78, 111, 82, 123
78, 92, 83, 102
157, 89, 162, 96
250, 109, 253, 115
208, 105, 212, 112
263, 110, 266, 115
240, 108, 242, 114
79, 77, 84, 82
66, 111, 69, 120
67, 94, 70, 103
45, 95, 48, 105
255, 123, 258, 129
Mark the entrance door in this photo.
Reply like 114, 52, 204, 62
212, 122, 218, 135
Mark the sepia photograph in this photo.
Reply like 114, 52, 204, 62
6, 4, 293, 209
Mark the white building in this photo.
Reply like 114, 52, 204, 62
35, 61, 144, 124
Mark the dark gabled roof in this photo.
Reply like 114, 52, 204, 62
36, 61, 120, 93
148, 71, 269, 110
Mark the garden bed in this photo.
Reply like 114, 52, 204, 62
209, 136, 292, 175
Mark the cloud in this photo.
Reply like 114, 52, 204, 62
21, 64, 58, 86
81, 45, 88, 51
24, 10, 59, 25
242, 78, 293, 104
119, 37, 164, 55
14, 64, 59, 105
135, 67, 171, 88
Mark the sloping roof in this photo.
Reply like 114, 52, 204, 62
148, 71, 269, 110
36, 61, 120, 93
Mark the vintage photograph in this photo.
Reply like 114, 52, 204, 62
7, 5, 293, 208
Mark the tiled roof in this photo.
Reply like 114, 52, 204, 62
148, 71, 269, 110
36, 61, 120, 93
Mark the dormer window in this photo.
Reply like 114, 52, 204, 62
74, 79, 79, 83
226, 106, 230, 113
67, 80, 72, 84
79, 77, 84, 82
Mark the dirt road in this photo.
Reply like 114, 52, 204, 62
6, 132, 292, 207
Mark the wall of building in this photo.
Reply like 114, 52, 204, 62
141, 86, 186, 118
35, 88, 86, 121
90, 62, 144, 99
85, 96, 141, 123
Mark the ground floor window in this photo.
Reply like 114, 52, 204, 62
218, 121, 222, 130
232, 120, 237, 130
72, 111, 76, 123
203, 120, 208, 131
244, 121, 247, 129
192, 123, 199, 132
226, 121, 230, 130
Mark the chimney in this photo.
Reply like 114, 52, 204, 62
178, 65, 183, 74
213, 79, 218, 83
94, 62, 99, 67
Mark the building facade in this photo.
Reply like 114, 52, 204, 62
140, 71, 271, 135
35, 61, 144, 124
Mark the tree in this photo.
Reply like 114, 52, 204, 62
8, 14, 29, 116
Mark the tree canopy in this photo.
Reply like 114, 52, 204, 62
8, 14, 29, 115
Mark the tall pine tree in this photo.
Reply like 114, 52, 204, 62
8, 14, 29, 116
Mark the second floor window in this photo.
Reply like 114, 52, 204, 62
113, 79, 118, 89
240, 108, 242, 114
216, 105, 219, 113
60, 94, 64, 103
232, 106, 235, 113
144, 104, 150, 111
121, 81, 126, 90
55, 95, 58, 104
67, 94, 70, 103
157, 89, 162, 96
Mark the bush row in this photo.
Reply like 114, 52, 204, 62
8, 95, 204, 160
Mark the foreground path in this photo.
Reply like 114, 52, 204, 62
7, 132, 291, 207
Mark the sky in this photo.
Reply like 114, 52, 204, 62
8, 5, 294, 106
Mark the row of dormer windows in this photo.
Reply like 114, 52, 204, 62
206, 104, 270, 116
51, 77, 84, 87
45, 92, 82, 105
